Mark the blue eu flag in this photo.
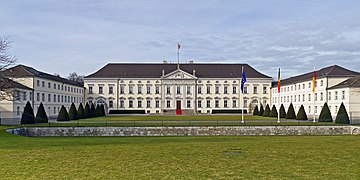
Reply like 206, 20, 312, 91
241, 70, 246, 93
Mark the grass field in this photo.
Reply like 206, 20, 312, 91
0, 125, 359, 179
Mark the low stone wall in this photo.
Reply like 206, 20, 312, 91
6, 126, 360, 137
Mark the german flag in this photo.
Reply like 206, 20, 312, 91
277, 68, 280, 93
312, 70, 316, 93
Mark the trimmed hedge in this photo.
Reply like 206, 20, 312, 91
279, 104, 286, 118
21, 101, 35, 124
69, 103, 78, 120
57, 105, 70, 121
286, 103, 296, 119
258, 104, 264, 116
90, 103, 96, 117
96, 104, 102, 117
335, 102, 350, 124
253, 105, 259, 115
101, 104, 106, 116
263, 104, 270, 117
269, 105, 278, 117
318, 102, 332, 122
84, 103, 90, 118
77, 103, 85, 119
296, 105, 308, 120
35, 102, 48, 123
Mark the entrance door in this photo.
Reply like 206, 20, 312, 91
176, 101, 182, 115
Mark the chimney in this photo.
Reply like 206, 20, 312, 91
193, 69, 196, 76
163, 60, 168, 64
189, 60, 194, 64
162, 69, 165, 76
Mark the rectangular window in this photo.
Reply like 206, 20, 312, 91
315, 106, 317, 113
109, 86, 114, 94
37, 80, 40, 86
320, 80, 323, 86
146, 100, 151, 108
88, 87, 93, 94
233, 86, 237, 94
329, 92, 331, 100
155, 86, 160, 94
263, 87, 267, 94
303, 84, 305, 89
54, 107, 56, 114
302, 94, 305, 101
48, 82, 51, 88
29, 92, 32, 101
187, 86, 191, 94
177, 86, 181, 94
335, 106, 338, 113
61, 95, 64, 103
48, 94, 51, 102
206, 100, 211, 108
215, 86, 220, 94
335, 91, 338, 100
224, 100, 228, 108
54, 83, 56, 89
42, 81, 45, 87
120, 86, 125, 94
315, 93, 317, 101
155, 100, 159, 108
215, 100, 219, 108
138, 100, 142, 108
64, 86, 67, 91
308, 83, 311, 88
129, 100, 133, 108
146, 86, 151, 94
166, 100, 171, 108
253, 86, 258, 94
54, 94, 56, 102
42, 93, 45, 101
137, 85, 142, 94
129, 85, 134, 94
23, 92, 27, 101
244, 87, 248, 94
232, 100, 237, 108
99, 86, 103, 94
298, 95, 300, 102
187, 100, 191, 108
308, 94, 311, 101
166, 85, 171, 94
120, 100, 125, 108
320, 92, 323, 101
198, 86, 202, 94
224, 86, 228, 94
206, 86, 211, 94
198, 100, 202, 108
308, 106, 311, 113
342, 91, 345, 100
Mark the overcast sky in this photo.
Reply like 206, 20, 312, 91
1, 0, 360, 79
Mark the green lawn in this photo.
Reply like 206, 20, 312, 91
0, 126, 359, 179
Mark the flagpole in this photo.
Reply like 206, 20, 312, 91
277, 68, 280, 123
177, 43, 180, 69
241, 66, 244, 123
313, 66, 316, 123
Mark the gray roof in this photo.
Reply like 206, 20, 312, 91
3, 65, 83, 87
0, 78, 32, 90
272, 65, 360, 88
328, 76, 360, 89
85, 63, 271, 79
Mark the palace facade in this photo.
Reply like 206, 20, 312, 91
84, 63, 273, 115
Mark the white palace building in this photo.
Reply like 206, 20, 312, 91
271, 65, 360, 121
84, 63, 273, 115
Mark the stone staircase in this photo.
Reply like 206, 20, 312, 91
163, 109, 195, 115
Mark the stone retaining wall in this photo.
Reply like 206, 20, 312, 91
6, 126, 360, 137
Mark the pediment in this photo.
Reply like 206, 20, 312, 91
162, 69, 197, 79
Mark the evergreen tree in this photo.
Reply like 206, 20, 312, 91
269, 105, 278, 117
101, 104, 106, 116
69, 103, 78, 120
21, 101, 35, 124
96, 104, 102, 117
318, 102, 333, 122
286, 103, 296, 119
335, 102, 350, 124
84, 103, 90, 118
279, 104, 286, 118
90, 103, 96, 117
258, 104, 264, 116
57, 105, 70, 121
263, 104, 270, 117
35, 102, 48, 123
253, 105, 259, 115
77, 103, 85, 119
296, 105, 308, 120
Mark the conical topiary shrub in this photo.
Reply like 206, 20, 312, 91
21, 101, 35, 124
296, 105, 308, 120
263, 104, 270, 117
319, 102, 332, 122
101, 104, 106, 116
77, 103, 85, 119
269, 105, 278, 117
96, 104, 102, 117
279, 104, 286, 118
253, 105, 259, 115
259, 104, 264, 116
286, 103, 296, 119
84, 103, 90, 118
69, 103, 78, 120
35, 102, 48, 123
335, 102, 350, 124
57, 105, 70, 121
90, 103, 96, 117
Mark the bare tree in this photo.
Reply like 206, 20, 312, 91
0, 37, 17, 101
68, 72, 84, 83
